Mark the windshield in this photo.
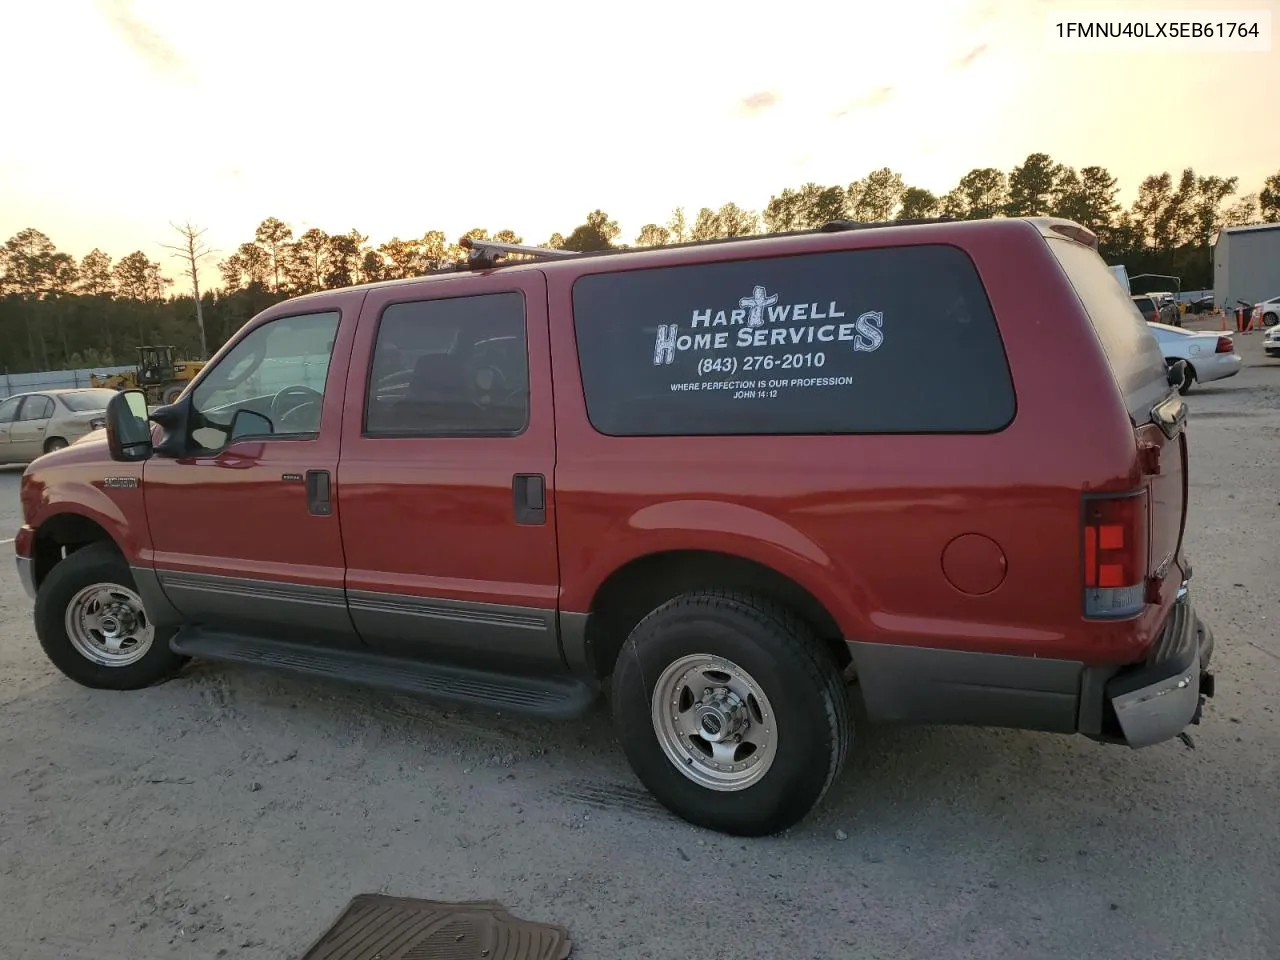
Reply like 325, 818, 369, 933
58, 389, 117, 413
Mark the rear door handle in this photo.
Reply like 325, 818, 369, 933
305, 469, 332, 516
513, 473, 545, 525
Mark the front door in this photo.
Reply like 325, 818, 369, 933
141, 293, 364, 648
9, 394, 53, 460
337, 273, 562, 672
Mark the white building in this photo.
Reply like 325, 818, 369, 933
1213, 223, 1280, 307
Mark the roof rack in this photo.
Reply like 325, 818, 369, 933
451, 216, 958, 272
458, 236, 580, 270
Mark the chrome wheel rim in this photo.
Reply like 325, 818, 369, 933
64, 582, 154, 667
651, 653, 777, 791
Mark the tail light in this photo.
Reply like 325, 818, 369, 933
1215, 336, 1233, 354
1082, 491, 1148, 618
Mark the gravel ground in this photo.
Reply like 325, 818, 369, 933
1, 334, 1277, 960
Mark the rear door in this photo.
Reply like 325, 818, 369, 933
9, 394, 53, 459
0, 395, 22, 463
1049, 240, 1187, 583
336, 272, 562, 672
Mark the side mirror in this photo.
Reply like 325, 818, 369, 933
229, 408, 274, 441
105, 390, 153, 462
1166, 359, 1187, 388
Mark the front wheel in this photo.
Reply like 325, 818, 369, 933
611, 590, 851, 836
1265, 312, 1278, 328
35, 542, 185, 690
162, 385, 184, 405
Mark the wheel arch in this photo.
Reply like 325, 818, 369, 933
30, 511, 123, 590
579, 548, 850, 681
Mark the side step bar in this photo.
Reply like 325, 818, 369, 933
170, 630, 600, 719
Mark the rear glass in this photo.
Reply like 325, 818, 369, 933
58, 389, 117, 412
572, 245, 1016, 436
1049, 239, 1168, 420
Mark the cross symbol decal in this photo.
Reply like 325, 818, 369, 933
739, 285, 778, 328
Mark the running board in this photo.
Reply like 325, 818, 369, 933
170, 630, 599, 719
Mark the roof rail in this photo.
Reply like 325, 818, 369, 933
459, 236, 580, 270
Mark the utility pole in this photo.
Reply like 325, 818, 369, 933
161, 221, 215, 358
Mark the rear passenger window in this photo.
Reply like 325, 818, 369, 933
18, 396, 54, 420
364, 292, 529, 437
572, 245, 1015, 436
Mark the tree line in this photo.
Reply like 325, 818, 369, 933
2, 155, 1278, 374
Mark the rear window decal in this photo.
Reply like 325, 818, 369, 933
653, 284, 886, 400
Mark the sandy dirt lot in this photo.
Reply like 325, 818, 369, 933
1, 333, 1277, 960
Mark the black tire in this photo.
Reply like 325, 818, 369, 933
1178, 362, 1196, 395
611, 590, 850, 836
162, 385, 184, 405
43, 436, 68, 454
35, 542, 185, 690
1265, 312, 1278, 327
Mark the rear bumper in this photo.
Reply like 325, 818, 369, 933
846, 587, 1216, 748
1104, 592, 1215, 748
1197, 353, 1242, 382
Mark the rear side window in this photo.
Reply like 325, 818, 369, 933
364, 292, 529, 437
18, 396, 54, 420
1049, 240, 1168, 421
572, 245, 1015, 436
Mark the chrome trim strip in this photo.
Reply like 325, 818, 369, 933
346, 590, 551, 632
157, 570, 347, 607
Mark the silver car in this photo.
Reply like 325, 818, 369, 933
0, 388, 116, 464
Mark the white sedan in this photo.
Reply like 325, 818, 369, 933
0, 388, 114, 464
1253, 295, 1280, 329
1265, 321, 1280, 359
1146, 322, 1242, 394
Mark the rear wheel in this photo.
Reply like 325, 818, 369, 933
35, 542, 185, 690
162, 385, 184, 405
43, 436, 68, 454
1178, 362, 1196, 395
611, 590, 850, 836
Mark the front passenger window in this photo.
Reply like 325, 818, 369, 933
190, 310, 340, 452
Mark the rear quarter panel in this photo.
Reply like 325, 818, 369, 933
549, 220, 1154, 665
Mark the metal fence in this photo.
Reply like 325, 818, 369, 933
235, 356, 331, 400
2, 356, 331, 402
0, 366, 134, 400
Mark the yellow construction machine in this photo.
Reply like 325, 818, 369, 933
91, 345, 207, 405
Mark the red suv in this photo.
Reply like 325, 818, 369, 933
14, 217, 1216, 836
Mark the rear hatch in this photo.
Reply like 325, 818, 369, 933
1047, 238, 1187, 612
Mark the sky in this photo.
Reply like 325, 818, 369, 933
1, 0, 1276, 278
